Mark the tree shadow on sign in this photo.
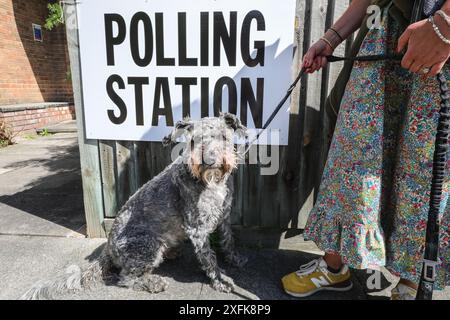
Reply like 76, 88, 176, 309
139, 39, 294, 140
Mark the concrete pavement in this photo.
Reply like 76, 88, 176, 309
0, 234, 370, 300
0, 132, 85, 237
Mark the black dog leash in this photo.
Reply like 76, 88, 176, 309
244, 53, 403, 153
414, 0, 449, 301
416, 71, 449, 300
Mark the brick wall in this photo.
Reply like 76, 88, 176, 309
0, 0, 73, 105
0, 103, 75, 134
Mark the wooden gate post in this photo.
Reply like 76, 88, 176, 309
64, 0, 106, 238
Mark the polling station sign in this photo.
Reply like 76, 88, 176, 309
77, 0, 296, 145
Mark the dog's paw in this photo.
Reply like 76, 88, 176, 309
226, 253, 248, 268
133, 275, 168, 294
146, 276, 169, 293
212, 277, 235, 293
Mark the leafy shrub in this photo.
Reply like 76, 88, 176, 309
0, 121, 14, 148
45, 2, 64, 30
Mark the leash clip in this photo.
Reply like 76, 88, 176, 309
422, 259, 440, 282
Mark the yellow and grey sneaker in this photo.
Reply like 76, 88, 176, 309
390, 283, 417, 300
281, 258, 353, 298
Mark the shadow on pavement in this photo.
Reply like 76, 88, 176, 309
0, 141, 86, 235
83, 242, 393, 300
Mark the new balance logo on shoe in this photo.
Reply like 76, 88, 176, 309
311, 276, 330, 288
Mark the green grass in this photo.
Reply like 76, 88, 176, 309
0, 121, 14, 148
0, 139, 9, 148
39, 128, 53, 137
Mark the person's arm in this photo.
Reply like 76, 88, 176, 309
330, 0, 373, 40
397, 0, 450, 77
303, 0, 372, 73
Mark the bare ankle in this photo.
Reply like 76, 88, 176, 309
323, 253, 343, 270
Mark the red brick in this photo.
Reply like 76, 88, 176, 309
0, 0, 73, 105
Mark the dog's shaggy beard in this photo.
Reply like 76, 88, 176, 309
201, 168, 224, 185
187, 146, 237, 185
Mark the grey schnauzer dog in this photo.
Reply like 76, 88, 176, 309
21, 113, 248, 299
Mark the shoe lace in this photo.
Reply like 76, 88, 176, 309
295, 259, 320, 277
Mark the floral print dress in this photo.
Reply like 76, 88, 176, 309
304, 10, 449, 289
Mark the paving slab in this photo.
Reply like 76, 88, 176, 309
0, 133, 85, 237
0, 235, 104, 299
36, 120, 77, 134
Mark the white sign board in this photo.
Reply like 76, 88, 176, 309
77, 0, 296, 145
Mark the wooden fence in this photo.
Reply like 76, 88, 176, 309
64, 0, 353, 240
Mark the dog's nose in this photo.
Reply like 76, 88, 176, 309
203, 150, 220, 166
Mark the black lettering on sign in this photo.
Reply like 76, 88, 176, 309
106, 74, 127, 124
155, 13, 176, 66
240, 78, 264, 128
128, 77, 149, 126
103, 10, 271, 131
152, 77, 174, 126
178, 13, 198, 66
200, 12, 209, 66
130, 12, 153, 67
241, 10, 266, 67
201, 78, 209, 117
213, 77, 237, 117
105, 14, 126, 66
213, 12, 237, 66
175, 77, 197, 118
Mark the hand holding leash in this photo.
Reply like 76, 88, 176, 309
243, 53, 403, 154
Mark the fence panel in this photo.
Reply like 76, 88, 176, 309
66, 0, 352, 238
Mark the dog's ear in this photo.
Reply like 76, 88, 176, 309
162, 118, 194, 147
220, 113, 248, 138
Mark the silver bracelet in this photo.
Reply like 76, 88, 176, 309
428, 16, 450, 45
436, 10, 450, 27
